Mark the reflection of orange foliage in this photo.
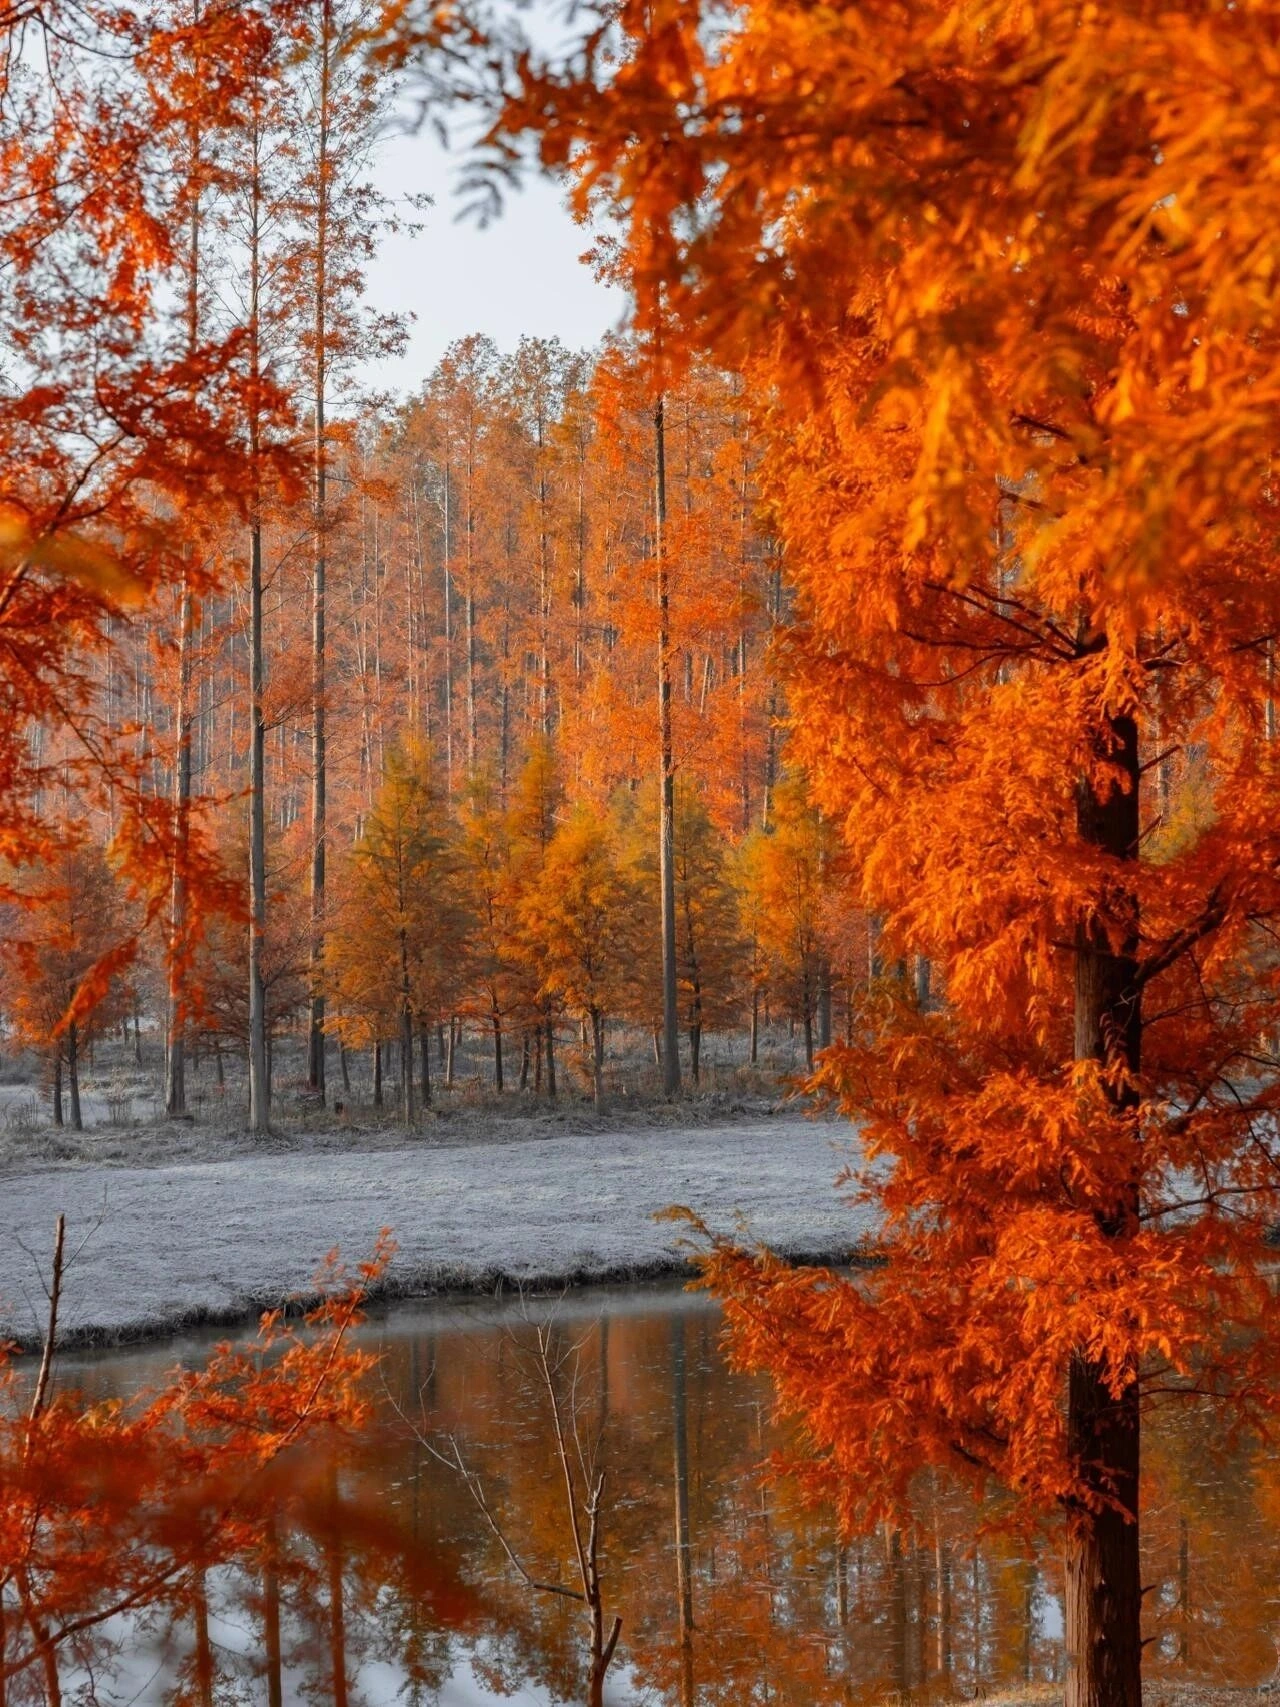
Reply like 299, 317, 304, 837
0, 1234, 396, 1697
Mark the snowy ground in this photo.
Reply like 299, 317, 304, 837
0, 1114, 869, 1349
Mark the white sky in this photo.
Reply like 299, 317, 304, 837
360, 118, 629, 398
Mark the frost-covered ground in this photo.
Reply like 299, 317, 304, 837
0, 1114, 868, 1349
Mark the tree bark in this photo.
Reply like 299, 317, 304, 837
246, 109, 269, 1138
656, 395, 682, 1096
1065, 702, 1142, 1707
492, 1008, 504, 1092
307, 0, 333, 1102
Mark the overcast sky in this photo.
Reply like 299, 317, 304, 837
359, 117, 628, 398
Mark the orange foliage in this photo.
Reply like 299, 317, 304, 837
0, 1232, 396, 1699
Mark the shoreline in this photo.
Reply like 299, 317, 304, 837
2, 1114, 866, 1356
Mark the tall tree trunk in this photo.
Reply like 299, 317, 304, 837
373, 1040, 382, 1108
1065, 702, 1142, 1707
307, 0, 332, 1101
492, 1008, 503, 1092
246, 106, 269, 1139
656, 395, 681, 1095
166, 575, 193, 1121
52, 1048, 63, 1126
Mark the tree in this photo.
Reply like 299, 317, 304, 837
282, 0, 415, 1102
737, 778, 835, 1069
621, 782, 746, 1081
520, 807, 642, 1111
327, 741, 470, 1121
2, 841, 132, 1128
475, 2, 1280, 1700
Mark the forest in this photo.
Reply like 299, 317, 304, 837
4, 2, 1280, 1707
1, 329, 861, 1127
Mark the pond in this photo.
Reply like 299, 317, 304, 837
43, 1282, 1280, 1704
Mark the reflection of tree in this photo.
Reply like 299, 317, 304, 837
60, 1290, 1280, 1706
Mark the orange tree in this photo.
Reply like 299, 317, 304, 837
414, 1, 1280, 1700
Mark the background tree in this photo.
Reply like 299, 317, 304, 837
520, 808, 643, 1111
327, 741, 470, 1121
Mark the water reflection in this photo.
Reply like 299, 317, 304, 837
41, 1282, 1280, 1704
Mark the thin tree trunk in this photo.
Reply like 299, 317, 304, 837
166, 92, 201, 1122
446, 1019, 456, 1089
52, 1049, 63, 1126
591, 1010, 605, 1111
67, 1020, 82, 1131
544, 1013, 557, 1099
373, 1041, 382, 1108
419, 1026, 432, 1107
656, 395, 681, 1096
492, 1008, 504, 1092
399, 1003, 414, 1125
307, 0, 332, 1101
246, 112, 269, 1137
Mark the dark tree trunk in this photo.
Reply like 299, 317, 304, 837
67, 1020, 82, 1132
373, 1041, 382, 1108
445, 1018, 457, 1089
340, 1043, 350, 1093
492, 1008, 503, 1092
399, 1004, 414, 1124
749, 988, 759, 1065
52, 1049, 63, 1126
1065, 704, 1142, 1707
689, 1023, 701, 1084
519, 1030, 530, 1091
545, 1013, 556, 1099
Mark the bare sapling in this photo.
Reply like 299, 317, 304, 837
402, 1310, 621, 1707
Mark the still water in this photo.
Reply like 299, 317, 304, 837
52, 1282, 1280, 1704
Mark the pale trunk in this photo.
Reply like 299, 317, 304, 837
656, 396, 681, 1094
247, 107, 269, 1136
308, 0, 331, 1099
